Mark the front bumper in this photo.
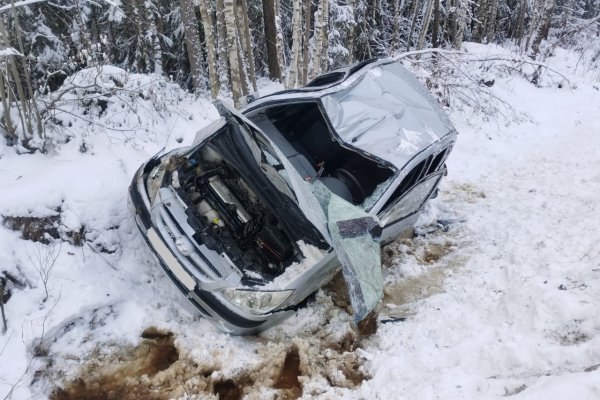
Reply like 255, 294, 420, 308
128, 167, 295, 335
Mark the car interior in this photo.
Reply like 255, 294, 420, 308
247, 102, 395, 205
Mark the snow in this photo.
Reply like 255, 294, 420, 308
261, 241, 329, 290
1, 45, 600, 399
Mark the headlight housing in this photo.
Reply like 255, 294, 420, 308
220, 288, 294, 315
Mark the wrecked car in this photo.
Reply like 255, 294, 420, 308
129, 58, 457, 334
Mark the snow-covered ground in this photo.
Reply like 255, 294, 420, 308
0, 44, 599, 399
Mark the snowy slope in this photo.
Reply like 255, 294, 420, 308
0, 46, 599, 399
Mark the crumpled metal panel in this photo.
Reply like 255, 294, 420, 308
322, 62, 454, 170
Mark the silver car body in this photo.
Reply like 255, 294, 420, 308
129, 58, 457, 334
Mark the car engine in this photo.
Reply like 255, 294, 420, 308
175, 146, 298, 278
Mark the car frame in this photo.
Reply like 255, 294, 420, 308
129, 58, 457, 334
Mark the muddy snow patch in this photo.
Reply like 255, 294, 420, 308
45, 302, 372, 400
379, 213, 470, 320
50, 327, 179, 400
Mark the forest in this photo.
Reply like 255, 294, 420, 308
0, 0, 598, 147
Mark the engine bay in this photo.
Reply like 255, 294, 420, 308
174, 144, 302, 281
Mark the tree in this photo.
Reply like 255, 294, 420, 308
531, 0, 555, 58
199, 0, 220, 98
287, 0, 303, 88
312, 0, 329, 77
301, 0, 311, 85
417, 0, 435, 50
263, 0, 283, 80
179, 0, 205, 93
224, 0, 243, 105
216, 0, 232, 94
237, 0, 257, 92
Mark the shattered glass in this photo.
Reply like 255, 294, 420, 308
360, 175, 395, 211
381, 173, 442, 225
312, 181, 383, 323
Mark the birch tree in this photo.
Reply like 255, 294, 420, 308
287, 0, 303, 88
406, 0, 422, 50
233, 16, 250, 95
216, 0, 232, 93
199, 0, 220, 98
0, 17, 33, 140
224, 0, 243, 105
179, 0, 205, 92
237, 0, 257, 92
530, 0, 555, 58
0, 22, 16, 139
311, 0, 329, 78
301, 0, 311, 85
417, 0, 434, 50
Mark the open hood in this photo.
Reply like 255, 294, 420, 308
215, 101, 384, 322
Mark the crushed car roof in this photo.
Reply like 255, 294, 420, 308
243, 59, 456, 171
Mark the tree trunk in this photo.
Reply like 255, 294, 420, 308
312, 0, 328, 78
432, 0, 441, 48
417, 0, 434, 50
287, 0, 303, 88
311, 0, 322, 79
347, 0, 357, 61
514, 0, 527, 44
179, 0, 205, 92
149, 10, 163, 75
216, 0, 232, 93
224, 0, 243, 105
392, 0, 400, 52
0, 18, 32, 139
524, 0, 544, 52
11, 2, 43, 137
199, 0, 220, 98
406, 0, 422, 50
301, 0, 311, 86
531, 0, 555, 58
445, 0, 456, 45
0, 25, 16, 138
485, 0, 499, 43
233, 13, 249, 96
474, 0, 488, 42
237, 0, 257, 92
262, 0, 283, 80
452, 0, 466, 48
274, 0, 286, 70
320, 0, 329, 72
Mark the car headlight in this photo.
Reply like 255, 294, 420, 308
219, 288, 294, 315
